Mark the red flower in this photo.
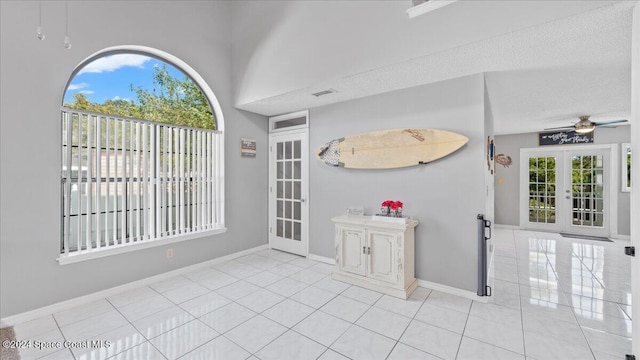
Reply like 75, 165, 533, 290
394, 201, 403, 208
381, 200, 393, 207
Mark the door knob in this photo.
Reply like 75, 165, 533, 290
300, 198, 306, 203
565, 196, 571, 199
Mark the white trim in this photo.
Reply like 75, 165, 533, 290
494, 224, 520, 230
417, 279, 489, 303
1, 244, 267, 328
622, 142, 631, 192
519, 145, 618, 237
630, 3, 639, 355
58, 228, 228, 265
308, 254, 335, 265
611, 234, 631, 241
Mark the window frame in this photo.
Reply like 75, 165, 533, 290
58, 46, 225, 265
622, 142, 631, 192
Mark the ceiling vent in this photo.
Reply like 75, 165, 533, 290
407, 0, 458, 18
312, 89, 337, 97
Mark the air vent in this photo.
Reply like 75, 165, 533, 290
312, 89, 337, 97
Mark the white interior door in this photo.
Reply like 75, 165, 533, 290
521, 146, 612, 237
268, 131, 308, 256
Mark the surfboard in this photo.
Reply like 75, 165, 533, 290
317, 128, 468, 169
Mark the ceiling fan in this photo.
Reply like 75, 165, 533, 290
544, 115, 628, 134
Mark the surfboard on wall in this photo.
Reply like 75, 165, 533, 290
317, 128, 468, 169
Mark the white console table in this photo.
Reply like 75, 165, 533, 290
331, 215, 419, 299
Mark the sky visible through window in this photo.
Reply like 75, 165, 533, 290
63, 54, 185, 105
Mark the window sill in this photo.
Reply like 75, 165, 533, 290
57, 228, 228, 265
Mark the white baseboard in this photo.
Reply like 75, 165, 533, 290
308, 254, 335, 265
0, 244, 268, 328
611, 234, 631, 241
494, 224, 520, 230
417, 279, 489, 303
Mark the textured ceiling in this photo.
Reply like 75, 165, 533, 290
236, 1, 634, 135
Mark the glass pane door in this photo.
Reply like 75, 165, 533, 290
521, 148, 610, 237
528, 156, 557, 225
566, 150, 609, 236
269, 131, 308, 256
275, 139, 302, 241
571, 154, 604, 228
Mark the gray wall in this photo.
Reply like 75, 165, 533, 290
309, 74, 489, 292
495, 127, 631, 236
0, 1, 269, 318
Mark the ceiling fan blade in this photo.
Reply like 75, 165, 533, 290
593, 119, 628, 126
544, 126, 574, 131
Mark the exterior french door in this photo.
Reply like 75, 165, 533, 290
521, 147, 612, 237
268, 131, 308, 256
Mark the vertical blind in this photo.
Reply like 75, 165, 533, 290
60, 108, 224, 257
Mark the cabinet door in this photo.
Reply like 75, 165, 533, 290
367, 230, 398, 284
337, 227, 367, 276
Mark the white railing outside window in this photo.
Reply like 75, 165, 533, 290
60, 108, 224, 263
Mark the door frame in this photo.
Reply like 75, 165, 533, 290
630, 1, 639, 355
268, 111, 310, 257
519, 144, 619, 237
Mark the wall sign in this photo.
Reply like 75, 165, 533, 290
539, 130, 593, 146
241, 138, 256, 157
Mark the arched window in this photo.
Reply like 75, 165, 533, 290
59, 46, 225, 264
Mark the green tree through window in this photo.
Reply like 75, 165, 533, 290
65, 64, 215, 130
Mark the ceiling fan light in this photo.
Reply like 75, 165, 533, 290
574, 124, 595, 134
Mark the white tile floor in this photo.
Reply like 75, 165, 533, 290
12, 229, 633, 359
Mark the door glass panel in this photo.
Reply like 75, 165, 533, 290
294, 182, 301, 199
294, 202, 301, 220
277, 200, 283, 218
277, 143, 283, 160
294, 140, 301, 160
285, 220, 292, 238
285, 201, 292, 219
571, 154, 604, 228
294, 161, 301, 179
285, 142, 292, 159
277, 219, 283, 237
293, 222, 301, 241
528, 156, 557, 223
285, 181, 292, 199
285, 161, 292, 179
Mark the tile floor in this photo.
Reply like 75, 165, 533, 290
12, 229, 633, 359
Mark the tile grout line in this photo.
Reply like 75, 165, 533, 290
175, 254, 341, 358
104, 296, 169, 360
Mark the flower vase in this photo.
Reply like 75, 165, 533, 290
390, 209, 398, 217
380, 206, 389, 216
396, 207, 403, 218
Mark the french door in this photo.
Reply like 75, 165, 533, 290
520, 146, 613, 237
268, 130, 308, 256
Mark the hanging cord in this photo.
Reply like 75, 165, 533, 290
36, 0, 45, 40
63, 1, 71, 49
